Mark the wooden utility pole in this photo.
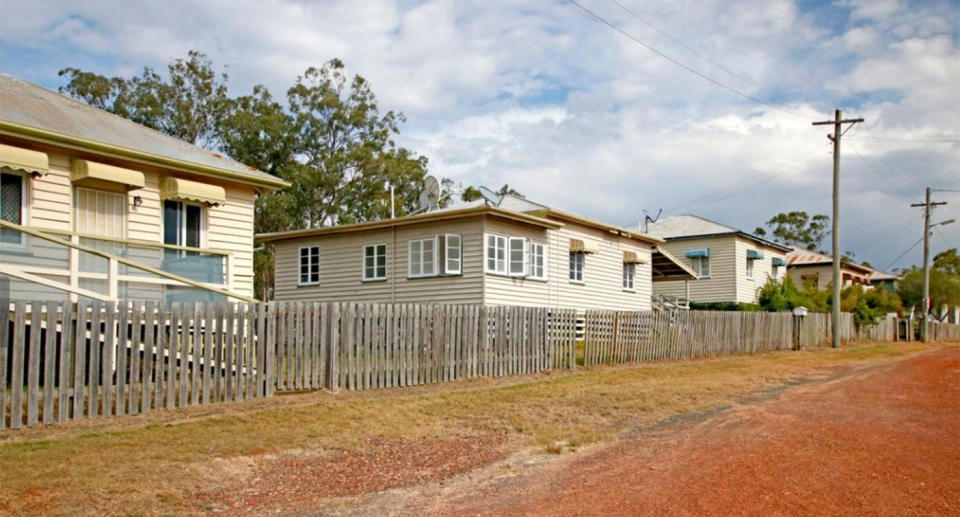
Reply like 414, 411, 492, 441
911, 188, 948, 342
813, 109, 863, 348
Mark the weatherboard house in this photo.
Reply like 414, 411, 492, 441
0, 73, 288, 302
644, 214, 792, 306
786, 247, 872, 290
257, 194, 696, 310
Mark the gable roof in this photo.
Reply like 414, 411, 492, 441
0, 73, 288, 190
787, 247, 873, 274
646, 214, 791, 252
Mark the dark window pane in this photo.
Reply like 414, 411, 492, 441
163, 200, 180, 245
185, 204, 202, 248
1, 173, 23, 225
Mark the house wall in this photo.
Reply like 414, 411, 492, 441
732, 237, 788, 304
11, 147, 256, 298
482, 218, 553, 307
272, 216, 485, 305
545, 220, 653, 311
653, 236, 737, 303
787, 264, 868, 291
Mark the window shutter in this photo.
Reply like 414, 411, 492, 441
438, 234, 446, 274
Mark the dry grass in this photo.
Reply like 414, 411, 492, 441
0, 341, 945, 516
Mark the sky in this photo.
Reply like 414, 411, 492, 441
1, 0, 958, 272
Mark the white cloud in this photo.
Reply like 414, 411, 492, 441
0, 0, 957, 268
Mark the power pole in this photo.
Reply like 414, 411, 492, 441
911, 188, 948, 342
813, 109, 863, 348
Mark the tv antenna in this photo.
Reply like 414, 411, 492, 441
642, 209, 662, 233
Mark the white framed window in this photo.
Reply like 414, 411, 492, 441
299, 246, 320, 285
486, 233, 507, 274
444, 234, 461, 274
509, 237, 527, 276
163, 199, 204, 248
746, 257, 755, 279
623, 263, 636, 291
691, 256, 710, 279
408, 236, 437, 278
772, 262, 781, 278
529, 242, 547, 280
569, 252, 584, 283
0, 170, 27, 245
363, 243, 387, 281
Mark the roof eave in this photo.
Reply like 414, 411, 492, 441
661, 231, 791, 252
529, 209, 664, 244
0, 120, 291, 191
255, 205, 563, 243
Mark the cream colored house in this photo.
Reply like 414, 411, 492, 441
258, 195, 696, 310
786, 247, 872, 290
645, 215, 792, 305
0, 73, 288, 302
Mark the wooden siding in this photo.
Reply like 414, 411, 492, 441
15, 149, 256, 298
482, 218, 552, 307
733, 237, 788, 304
272, 216, 485, 305
654, 236, 736, 303
546, 221, 653, 311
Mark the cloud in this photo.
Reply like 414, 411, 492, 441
0, 0, 957, 269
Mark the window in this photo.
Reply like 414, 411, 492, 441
623, 263, 636, 291
0, 171, 25, 244
299, 246, 320, 285
772, 263, 780, 277
444, 234, 461, 274
486, 234, 507, 274
163, 200, 203, 248
529, 242, 547, 280
364, 244, 387, 281
691, 256, 710, 279
509, 237, 527, 276
746, 258, 755, 279
408, 237, 437, 278
569, 252, 584, 283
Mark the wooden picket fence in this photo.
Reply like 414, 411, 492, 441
796, 313, 857, 348
1, 300, 578, 430
583, 310, 794, 366
4, 299, 957, 431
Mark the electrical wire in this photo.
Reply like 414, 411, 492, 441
845, 135, 959, 143
605, 0, 755, 85
881, 236, 924, 272
847, 142, 921, 202
566, 0, 814, 120
662, 171, 771, 214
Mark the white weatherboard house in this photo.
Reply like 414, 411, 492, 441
0, 73, 288, 302
645, 215, 792, 305
257, 194, 696, 310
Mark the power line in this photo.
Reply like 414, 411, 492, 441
847, 142, 921, 202
605, 0, 754, 85
566, 0, 814, 120
663, 171, 771, 214
845, 135, 959, 143
881, 236, 924, 272
935, 227, 956, 250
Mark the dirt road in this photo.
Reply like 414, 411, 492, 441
411, 347, 959, 516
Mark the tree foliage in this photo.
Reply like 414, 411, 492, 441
59, 52, 432, 300
757, 277, 904, 326
461, 184, 524, 202
754, 211, 830, 251
897, 247, 960, 313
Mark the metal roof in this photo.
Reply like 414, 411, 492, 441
0, 73, 287, 189
787, 247, 873, 274
646, 214, 791, 251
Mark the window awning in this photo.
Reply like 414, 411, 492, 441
685, 248, 709, 258
160, 177, 226, 206
772, 257, 786, 267
747, 250, 765, 260
622, 250, 644, 264
0, 144, 48, 176
570, 238, 600, 254
70, 159, 145, 190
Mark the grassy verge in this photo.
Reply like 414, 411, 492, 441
0, 342, 946, 515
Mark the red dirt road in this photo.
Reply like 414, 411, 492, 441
426, 347, 960, 516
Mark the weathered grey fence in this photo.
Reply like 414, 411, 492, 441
796, 313, 858, 348
3, 300, 957, 431
1, 301, 578, 430
583, 310, 794, 366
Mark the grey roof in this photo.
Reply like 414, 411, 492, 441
646, 214, 791, 252
0, 73, 283, 187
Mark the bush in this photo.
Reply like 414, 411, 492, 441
689, 302, 762, 312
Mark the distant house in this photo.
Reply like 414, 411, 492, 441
645, 214, 792, 305
866, 268, 900, 292
786, 247, 872, 290
0, 73, 288, 302
257, 194, 696, 310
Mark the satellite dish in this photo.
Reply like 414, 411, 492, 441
419, 175, 442, 212
478, 186, 502, 207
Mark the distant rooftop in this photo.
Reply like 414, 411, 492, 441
645, 214, 791, 251
0, 73, 287, 189
787, 247, 874, 274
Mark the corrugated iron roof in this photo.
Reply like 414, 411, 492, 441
0, 73, 286, 189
